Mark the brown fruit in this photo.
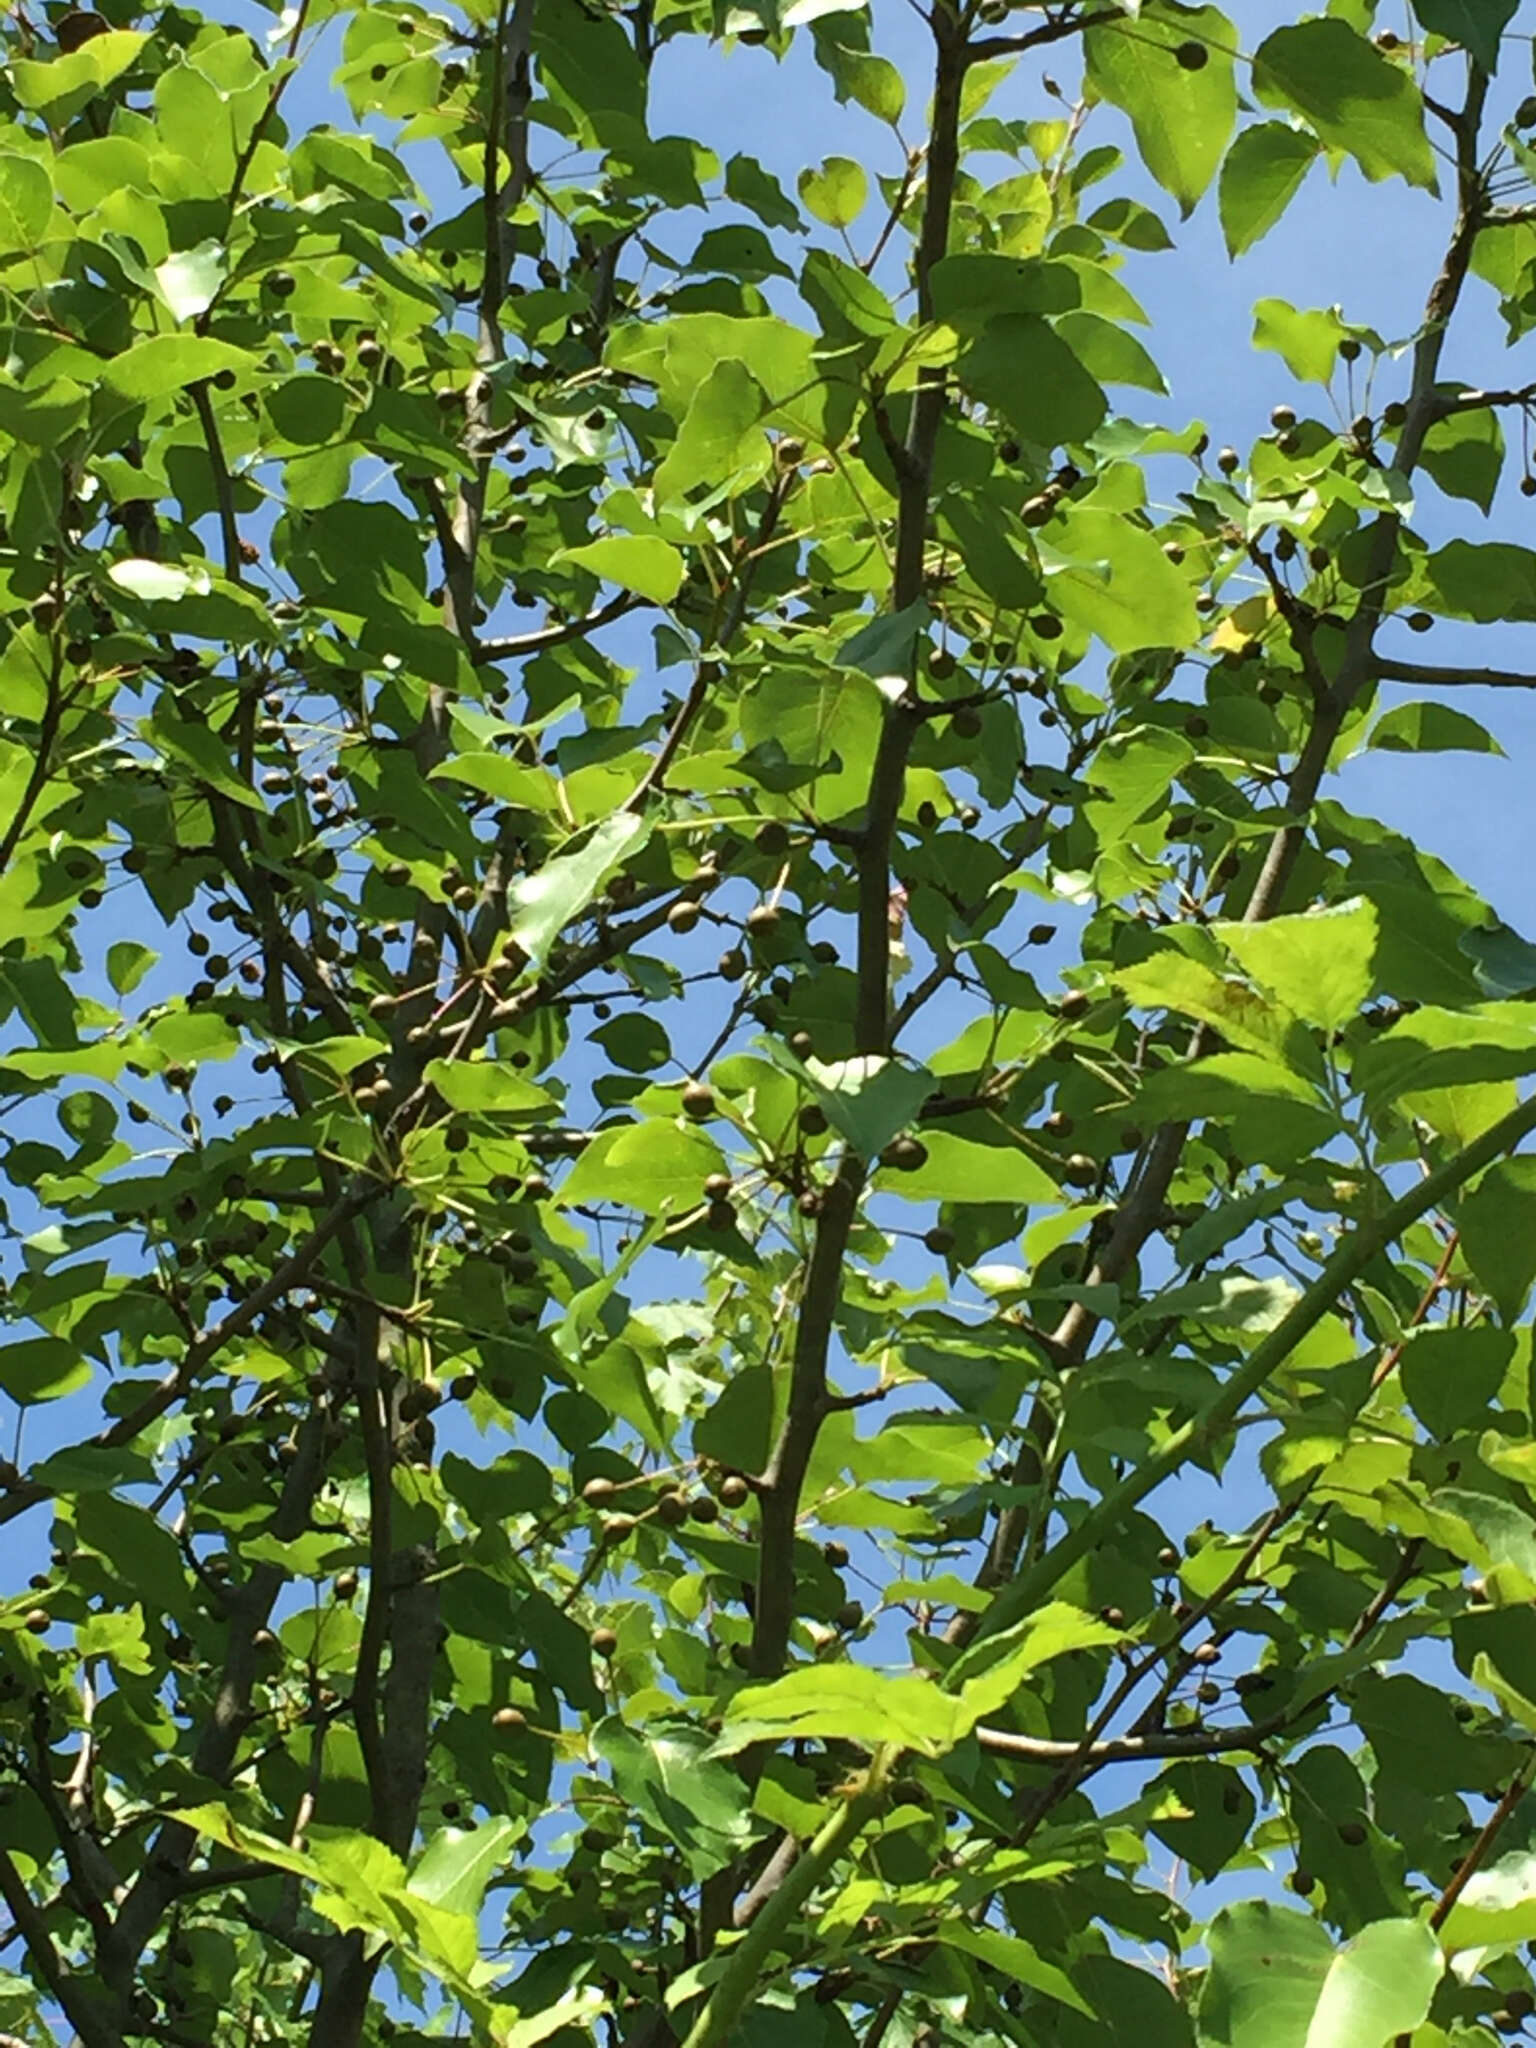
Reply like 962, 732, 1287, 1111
754, 819, 790, 855
590, 1627, 619, 1658
880, 1135, 928, 1172
823, 1540, 849, 1568
1192, 1641, 1220, 1666
682, 1081, 715, 1120
924, 1226, 956, 1256
746, 903, 781, 937
1290, 1867, 1316, 1896
492, 1706, 526, 1732
689, 1494, 720, 1524
718, 947, 748, 981
582, 1475, 617, 1506
1270, 404, 1296, 431
719, 1475, 750, 1508
667, 900, 700, 934
23, 1609, 49, 1635
798, 1103, 829, 1136
657, 1491, 689, 1526
1056, 989, 1091, 1020
1061, 1154, 1096, 1188
600, 1514, 637, 1544
835, 1600, 864, 1631
703, 1172, 733, 1199
1216, 446, 1240, 475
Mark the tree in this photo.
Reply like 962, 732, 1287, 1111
8, 0, 1536, 2041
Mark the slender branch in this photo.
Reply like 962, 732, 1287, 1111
1428, 380, 1536, 416
975, 1711, 1291, 1766
0, 1177, 380, 1530
1370, 657, 1536, 691
0, 1847, 115, 2048
680, 1751, 896, 2048
189, 380, 243, 582
966, 5, 1123, 60
476, 591, 645, 663
961, 1084, 1536, 1648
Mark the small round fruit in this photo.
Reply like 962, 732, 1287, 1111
835, 1600, 864, 1631
720, 1475, 750, 1509
952, 706, 983, 740
1061, 1154, 1096, 1188
718, 947, 747, 981
582, 1476, 617, 1506
703, 1172, 733, 1200
823, 1540, 849, 1568
924, 1225, 956, 1256
1337, 1820, 1367, 1846
1520, 95, 1536, 129
657, 1491, 689, 1526
668, 900, 700, 934
1291, 1867, 1316, 1896
1175, 38, 1207, 68
745, 904, 781, 939
1216, 446, 1240, 475
799, 1103, 829, 1137
600, 1514, 637, 1544
23, 1609, 49, 1635
880, 1135, 928, 1172
334, 1570, 359, 1601
1057, 989, 1090, 1020
682, 1081, 715, 1120
1270, 404, 1296, 431
268, 271, 296, 298
1192, 1640, 1220, 1666
590, 1627, 619, 1658
1339, 337, 1362, 362
754, 819, 789, 856
689, 1494, 720, 1524
1196, 1680, 1221, 1705
492, 1706, 526, 1733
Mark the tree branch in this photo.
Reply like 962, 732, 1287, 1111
1370, 657, 1536, 690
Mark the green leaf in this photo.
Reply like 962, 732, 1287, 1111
1219, 123, 1319, 257
1252, 20, 1437, 192
505, 813, 651, 968
1417, 402, 1504, 513
1114, 952, 1300, 1061
1367, 701, 1502, 755
765, 1048, 934, 1160
1457, 1154, 1536, 1319
930, 1925, 1094, 2017
1198, 1905, 1440, 2048
1424, 540, 1536, 621
1440, 1847, 1536, 1954
154, 240, 226, 322
1084, 5, 1238, 216
559, 1121, 725, 1218
716, 1663, 967, 1758
961, 314, 1108, 449
1212, 898, 1378, 1034
876, 1131, 1059, 1205
106, 941, 157, 996
0, 1336, 91, 1404
410, 1819, 519, 1920
1461, 921, 1536, 997
10, 30, 148, 117
554, 536, 683, 604
591, 1718, 751, 1875
1056, 310, 1168, 393
654, 359, 771, 506
0, 154, 54, 249
101, 335, 257, 400
1252, 299, 1347, 385
1409, 0, 1516, 73
797, 155, 868, 228
1048, 507, 1199, 652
